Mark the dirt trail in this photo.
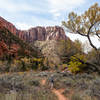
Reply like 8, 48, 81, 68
41, 78, 68, 100
52, 89, 68, 100
41, 79, 46, 86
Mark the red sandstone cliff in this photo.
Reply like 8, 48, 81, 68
0, 16, 67, 42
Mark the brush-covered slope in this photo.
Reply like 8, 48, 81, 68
0, 26, 39, 59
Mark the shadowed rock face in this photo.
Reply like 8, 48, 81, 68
0, 16, 67, 42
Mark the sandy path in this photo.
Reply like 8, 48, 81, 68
41, 78, 68, 100
41, 79, 46, 86
52, 89, 68, 100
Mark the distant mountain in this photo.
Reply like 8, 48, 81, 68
0, 16, 67, 42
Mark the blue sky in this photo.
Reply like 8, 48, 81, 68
0, 0, 100, 30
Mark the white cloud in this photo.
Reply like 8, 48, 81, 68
0, 0, 86, 18
66, 33, 100, 52
30, 16, 60, 27
48, 0, 86, 20
54, 13, 61, 17
15, 22, 33, 30
0, 0, 47, 13
15, 16, 60, 30
50, 10, 61, 18
49, 0, 85, 10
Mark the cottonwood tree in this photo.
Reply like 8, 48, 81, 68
62, 3, 100, 51
62, 3, 100, 71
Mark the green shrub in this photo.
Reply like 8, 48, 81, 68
29, 80, 40, 86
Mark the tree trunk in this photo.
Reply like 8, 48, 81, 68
87, 34, 98, 51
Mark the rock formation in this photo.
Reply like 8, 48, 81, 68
0, 16, 67, 42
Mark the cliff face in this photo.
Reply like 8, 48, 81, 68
0, 16, 67, 42
0, 16, 17, 35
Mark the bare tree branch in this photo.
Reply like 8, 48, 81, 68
76, 31, 87, 37
87, 22, 99, 51
96, 33, 100, 39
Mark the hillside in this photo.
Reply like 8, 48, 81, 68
0, 26, 39, 59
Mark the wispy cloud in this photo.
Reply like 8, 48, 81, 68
0, 0, 49, 13
49, 0, 86, 11
15, 22, 33, 30
16, 15, 59, 30
0, 0, 99, 30
48, 0, 86, 16
0, 0, 31, 12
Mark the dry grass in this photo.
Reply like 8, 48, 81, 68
0, 71, 100, 100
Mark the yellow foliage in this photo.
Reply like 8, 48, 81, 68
21, 57, 30, 63
33, 58, 42, 62
68, 61, 82, 73
68, 54, 87, 73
